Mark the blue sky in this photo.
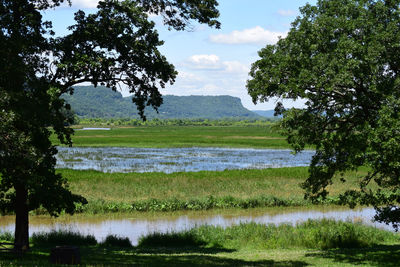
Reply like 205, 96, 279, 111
42, 0, 317, 110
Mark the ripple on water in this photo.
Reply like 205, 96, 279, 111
56, 147, 315, 173
0, 207, 391, 246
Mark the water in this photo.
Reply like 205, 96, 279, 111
0, 207, 391, 246
56, 147, 314, 173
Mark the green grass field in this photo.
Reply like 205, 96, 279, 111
52, 125, 291, 148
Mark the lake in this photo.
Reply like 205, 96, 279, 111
56, 147, 314, 173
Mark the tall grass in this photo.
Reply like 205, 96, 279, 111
72, 195, 324, 214
56, 167, 366, 214
31, 230, 97, 246
99, 235, 132, 248
138, 219, 400, 250
0, 231, 13, 242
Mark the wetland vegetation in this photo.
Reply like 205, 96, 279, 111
56, 167, 367, 214
1, 220, 400, 266
2, 124, 399, 265
52, 125, 290, 149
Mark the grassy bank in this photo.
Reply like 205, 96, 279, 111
54, 167, 368, 214
1, 220, 399, 266
51, 125, 291, 148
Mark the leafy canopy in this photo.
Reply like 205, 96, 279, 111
0, 0, 220, 248
247, 0, 400, 228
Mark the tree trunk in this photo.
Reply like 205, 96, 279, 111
14, 185, 29, 251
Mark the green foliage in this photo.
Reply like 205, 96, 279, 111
247, 0, 400, 228
31, 230, 97, 246
74, 195, 311, 214
62, 86, 260, 119
0, 231, 14, 242
139, 220, 400, 250
138, 231, 206, 247
1, 0, 220, 249
76, 117, 278, 127
100, 235, 132, 248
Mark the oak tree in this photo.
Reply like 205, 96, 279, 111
247, 0, 400, 228
0, 0, 219, 251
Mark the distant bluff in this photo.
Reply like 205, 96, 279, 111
62, 86, 261, 119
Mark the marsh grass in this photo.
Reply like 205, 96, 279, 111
57, 167, 368, 213
73, 195, 315, 214
100, 235, 132, 248
0, 222, 399, 266
52, 126, 290, 149
138, 231, 207, 247
0, 231, 13, 242
138, 219, 400, 250
31, 230, 97, 246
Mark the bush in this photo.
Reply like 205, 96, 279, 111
100, 235, 132, 248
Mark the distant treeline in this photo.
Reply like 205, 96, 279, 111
74, 117, 279, 127
63, 86, 262, 119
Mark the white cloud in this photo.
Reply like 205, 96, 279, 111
183, 55, 249, 75
209, 26, 287, 45
222, 61, 249, 74
70, 0, 99, 8
187, 54, 222, 70
277, 9, 296, 16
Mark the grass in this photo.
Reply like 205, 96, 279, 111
138, 219, 399, 250
55, 167, 368, 213
99, 235, 132, 248
51, 125, 291, 149
31, 230, 97, 246
1, 220, 399, 266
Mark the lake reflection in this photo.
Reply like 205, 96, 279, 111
0, 207, 392, 246
56, 147, 314, 173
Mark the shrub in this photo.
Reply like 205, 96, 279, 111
100, 235, 132, 248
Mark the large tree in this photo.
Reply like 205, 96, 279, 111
247, 0, 400, 228
0, 0, 219, 251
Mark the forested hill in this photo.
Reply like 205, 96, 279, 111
252, 110, 282, 118
62, 86, 260, 119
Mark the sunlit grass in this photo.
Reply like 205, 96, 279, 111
54, 167, 370, 213
138, 219, 400, 250
51, 125, 291, 149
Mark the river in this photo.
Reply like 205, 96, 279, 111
0, 207, 391, 245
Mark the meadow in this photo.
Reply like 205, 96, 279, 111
52, 125, 290, 149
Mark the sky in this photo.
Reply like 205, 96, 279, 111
42, 0, 317, 110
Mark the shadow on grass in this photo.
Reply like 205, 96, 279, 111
0, 246, 309, 267
134, 245, 235, 255
306, 244, 400, 267
0, 249, 50, 266
83, 247, 309, 266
